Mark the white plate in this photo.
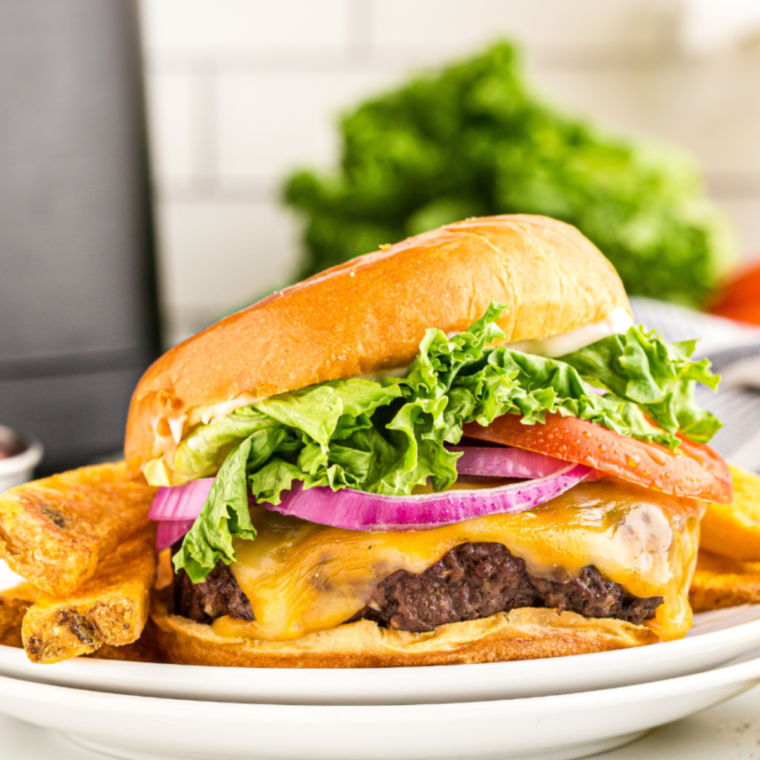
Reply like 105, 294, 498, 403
1, 650, 760, 760
2, 603, 760, 704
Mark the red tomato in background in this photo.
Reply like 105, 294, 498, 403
463, 413, 733, 505
711, 259, 760, 327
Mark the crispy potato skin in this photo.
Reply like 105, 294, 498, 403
690, 550, 760, 612
689, 465, 760, 613
700, 465, 760, 561
0, 462, 156, 596
0, 583, 163, 663
0, 583, 40, 648
21, 527, 157, 664
88, 619, 164, 664
152, 600, 657, 669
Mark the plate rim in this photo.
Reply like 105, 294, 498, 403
1, 648, 760, 717
1, 604, 760, 712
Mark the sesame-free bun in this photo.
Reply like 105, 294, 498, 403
125, 215, 630, 474
151, 600, 656, 668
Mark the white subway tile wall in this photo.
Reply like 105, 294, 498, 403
139, 0, 760, 340
369, 0, 673, 59
215, 70, 397, 190
141, 0, 350, 58
156, 200, 298, 325
144, 70, 199, 184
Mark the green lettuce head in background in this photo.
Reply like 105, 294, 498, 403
283, 42, 736, 308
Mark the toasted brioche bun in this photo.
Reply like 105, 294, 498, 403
152, 600, 656, 668
125, 215, 630, 475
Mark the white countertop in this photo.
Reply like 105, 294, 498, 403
2, 685, 759, 760
602, 685, 760, 759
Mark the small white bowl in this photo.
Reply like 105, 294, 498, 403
0, 427, 43, 495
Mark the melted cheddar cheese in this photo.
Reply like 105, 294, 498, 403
212, 477, 702, 643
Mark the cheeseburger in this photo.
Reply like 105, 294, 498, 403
131, 215, 732, 667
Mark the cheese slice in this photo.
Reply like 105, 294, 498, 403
212, 478, 702, 644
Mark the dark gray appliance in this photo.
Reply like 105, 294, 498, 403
0, 0, 161, 474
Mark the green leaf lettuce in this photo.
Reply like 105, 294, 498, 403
173, 303, 720, 582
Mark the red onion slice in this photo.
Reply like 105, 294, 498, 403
156, 519, 196, 553
148, 447, 596, 545
149, 478, 213, 521
449, 446, 569, 479
264, 463, 596, 532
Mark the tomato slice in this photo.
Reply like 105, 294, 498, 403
463, 414, 733, 504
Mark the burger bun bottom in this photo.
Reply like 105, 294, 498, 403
152, 600, 657, 668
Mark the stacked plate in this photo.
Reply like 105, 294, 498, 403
1, 304, 760, 760
1, 557, 760, 760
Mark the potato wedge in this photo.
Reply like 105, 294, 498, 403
89, 619, 164, 664
21, 527, 156, 664
700, 464, 760, 561
0, 462, 156, 596
0, 582, 163, 663
0, 583, 40, 647
689, 550, 760, 612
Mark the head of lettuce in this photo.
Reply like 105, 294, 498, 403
284, 42, 735, 308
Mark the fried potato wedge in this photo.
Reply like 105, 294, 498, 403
0, 583, 40, 647
89, 620, 164, 664
0, 582, 163, 663
690, 550, 760, 612
0, 462, 157, 596
21, 527, 156, 664
700, 464, 760, 561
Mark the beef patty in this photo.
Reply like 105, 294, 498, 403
174, 560, 254, 625
174, 542, 662, 631
361, 542, 662, 630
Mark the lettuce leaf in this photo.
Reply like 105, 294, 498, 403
174, 302, 721, 581
559, 327, 721, 443
176, 437, 258, 582
173, 408, 288, 485
174, 380, 404, 577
